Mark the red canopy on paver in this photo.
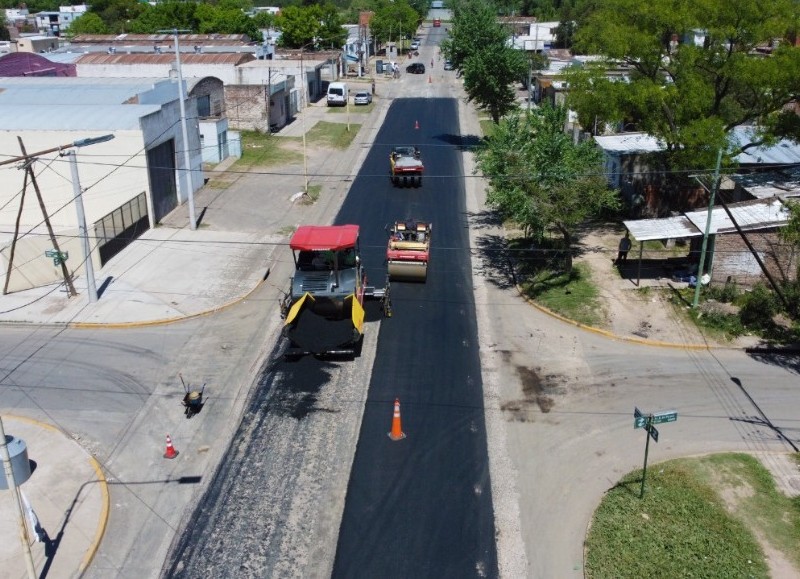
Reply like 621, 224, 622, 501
289, 225, 359, 251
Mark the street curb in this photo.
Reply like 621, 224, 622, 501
69, 270, 269, 330
8, 415, 110, 576
79, 449, 109, 574
515, 283, 720, 350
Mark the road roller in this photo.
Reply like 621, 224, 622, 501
386, 220, 431, 282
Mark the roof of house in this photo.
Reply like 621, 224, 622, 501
595, 127, 800, 166
75, 52, 255, 66
0, 77, 168, 130
729, 126, 800, 165
594, 132, 664, 155
624, 197, 789, 241
0, 51, 75, 76
71, 34, 251, 46
731, 169, 800, 200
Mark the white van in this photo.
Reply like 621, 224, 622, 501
326, 82, 348, 107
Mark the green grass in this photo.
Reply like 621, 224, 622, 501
299, 184, 322, 204
479, 118, 495, 138
327, 102, 374, 113
585, 454, 782, 578
204, 178, 232, 189
520, 262, 603, 326
236, 130, 302, 168
306, 121, 360, 149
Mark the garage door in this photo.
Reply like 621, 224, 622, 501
147, 139, 177, 223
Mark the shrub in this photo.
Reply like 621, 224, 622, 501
706, 280, 740, 303
739, 284, 777, 328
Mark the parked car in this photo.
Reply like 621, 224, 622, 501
410, 41, 420, 51
443, 60, 454, 70
353, 91, 372, 105
406, 63, 426, 74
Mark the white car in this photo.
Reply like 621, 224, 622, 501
353, 91, 372, 105
410, 41, 420, 51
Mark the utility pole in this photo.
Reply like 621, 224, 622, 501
66, 150, 98, 303
692, 147, 723, 308
0, 416, 36, 579
159, 28, 196, 230
4, 138, 76, 297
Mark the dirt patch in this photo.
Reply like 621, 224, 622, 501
573, 227, 757, 347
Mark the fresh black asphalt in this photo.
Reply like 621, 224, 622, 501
332, 98, 498, 578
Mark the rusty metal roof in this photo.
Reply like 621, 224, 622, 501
71, 34, 251, 45
76, 53, 255, 65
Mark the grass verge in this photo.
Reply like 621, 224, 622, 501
585, 453, 800, 578
519, 262, 603, 327
236, 131, 303, 168
307, 121, 360, 149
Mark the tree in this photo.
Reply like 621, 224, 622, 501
463, 44, 526, 123
368, 0, 420, 44
567, 0, 800, 173
128, 2, 199, 34
275, 5, 321, 47
442, 0, 527, 123
441, 0, 506, 70
476, 104, 619, 270
317, 2, 348, 49
68, 12, 110, 35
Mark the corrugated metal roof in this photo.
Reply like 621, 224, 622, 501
684, 197, 789, 234
0, 77, 166, 105
0, 104, 158, 130
76, 53, 255, 65
594, 132, 663, 154
624, 216, 701, 241
731, 169, 800, 200
624, 198, 789, 241
596, 127, 800, 165
730, 126, 800, 165
70, 34, 251, 45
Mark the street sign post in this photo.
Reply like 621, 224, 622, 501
652, 410, 677, 425
634, 407, 647, 429
634, 407, 677, 498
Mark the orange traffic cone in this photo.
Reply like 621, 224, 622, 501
388, 398, 406, 441
428, 75, 432, 83
164, 434, 179, 459
414, 120, 420, 130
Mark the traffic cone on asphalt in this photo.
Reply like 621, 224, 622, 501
388, 398, 406, 441
164, 434, 179, 459
414, 119, 420, 129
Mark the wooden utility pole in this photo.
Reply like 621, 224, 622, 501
3, 138, 77, 296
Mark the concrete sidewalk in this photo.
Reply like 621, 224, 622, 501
0, 416, 107, 579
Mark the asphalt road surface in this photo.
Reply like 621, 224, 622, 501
165, 98, 497, 578
332, 99, 497, 577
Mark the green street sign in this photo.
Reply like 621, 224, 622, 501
44, 249, 68, 266
634, 407, 647, 429
652, 410, 678, 425
647, 424, 659, 443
